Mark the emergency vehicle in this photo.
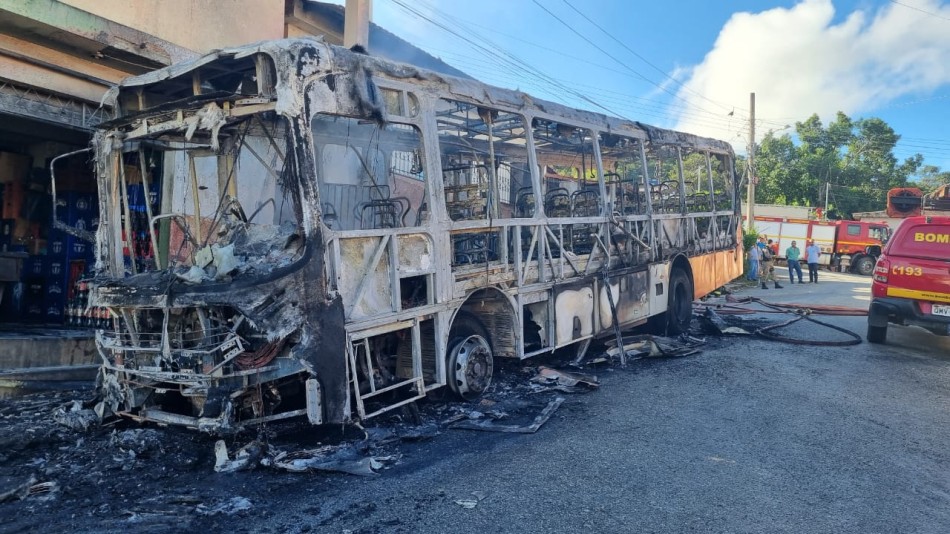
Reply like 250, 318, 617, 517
868, 216, 950, 343
752, 216, 889, 276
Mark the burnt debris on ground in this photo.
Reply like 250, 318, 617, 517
0, 319, 728, 531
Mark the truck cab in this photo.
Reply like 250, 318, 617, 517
833, 220, 889, 276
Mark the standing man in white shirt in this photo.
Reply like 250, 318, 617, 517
805, 240, 822, 283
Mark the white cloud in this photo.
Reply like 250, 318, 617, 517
672, 0, 950, 144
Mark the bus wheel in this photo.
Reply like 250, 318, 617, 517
853, 255, 875, 276
447, 316, 493, 401
666, 269, 694, 335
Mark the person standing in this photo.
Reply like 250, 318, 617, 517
747, 239, 761, 282
759, 236, 783, 289
785, 240, 804, 283
805, 239, 822, 283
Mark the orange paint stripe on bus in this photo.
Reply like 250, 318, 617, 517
886, 287, 950, 304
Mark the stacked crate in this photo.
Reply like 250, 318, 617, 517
0, 150, 98, 325
45, 192, 96, 324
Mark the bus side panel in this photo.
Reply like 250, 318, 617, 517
553, 282, 595, 345
598, 270, 649, 330
648, 262, 670, 315
688, 246, 744, 298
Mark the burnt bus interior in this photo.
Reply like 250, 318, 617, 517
317, 89, 739, 408
85, 51, 335, 428
94, 106, 313, 427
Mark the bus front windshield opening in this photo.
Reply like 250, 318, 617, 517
103, 113, 304, 280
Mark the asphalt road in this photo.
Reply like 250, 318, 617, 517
242, 270, 950, 534
5, 271, 948, 534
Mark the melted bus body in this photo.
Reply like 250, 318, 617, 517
77, 39, 743, 432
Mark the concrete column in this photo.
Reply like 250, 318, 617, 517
344, 0, 372, 50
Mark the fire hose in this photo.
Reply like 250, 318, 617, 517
697, 296, 865, 346
724, 295, 869, 316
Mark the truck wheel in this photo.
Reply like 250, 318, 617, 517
867, 324, 887, 344
853, 256, 875, 276
446, 314, 493, 401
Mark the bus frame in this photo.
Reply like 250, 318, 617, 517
71, 38, 743, 432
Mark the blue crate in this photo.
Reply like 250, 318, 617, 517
46, 257, 67, 279
25, 300, 44, 323
25, 255, 45, 278
43, 293, 65, 324
66, 236, 90, 259
23, 277, 45, 299
71, 193, 94, 215
127, 184, 145, 211
127, 183, 159, 213
45, 276, 66, 299
66, 213, 88, 229
47, 231, 67, 258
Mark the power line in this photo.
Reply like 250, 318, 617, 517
388, 0, 758, 143
560, 0, 734, 114
529, 0, 722, 118
424, 42, 748, 123
391, 0, 628, 119
394, 0, 750, 144
428, 47, 751, 130
887, 0, 950, 21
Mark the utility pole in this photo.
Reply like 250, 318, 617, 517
824, 182, 830, 215
745, 92, 755, 229
344, 0, 372, 50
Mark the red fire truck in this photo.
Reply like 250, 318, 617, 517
753, 216, 890, 276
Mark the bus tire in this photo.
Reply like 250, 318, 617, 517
648, 268, 694, 335
446, 314, 494, 401
867, 324, 887, 344
852, 255, 875, 276
667, 269, 694, 335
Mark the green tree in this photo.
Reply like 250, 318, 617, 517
753, 111, 928, 218
913, 165, 950, 194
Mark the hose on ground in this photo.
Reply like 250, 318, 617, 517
697, 296, 865, 346
724, 295, 868, 316
754, 309, 863, 346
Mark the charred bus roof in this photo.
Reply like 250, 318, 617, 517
99, 36, 732, 155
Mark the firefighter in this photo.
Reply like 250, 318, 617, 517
759, 236, 783, 289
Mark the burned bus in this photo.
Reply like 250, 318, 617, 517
67, 38, 743, 432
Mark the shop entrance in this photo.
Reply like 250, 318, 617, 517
0, 114, 99, 392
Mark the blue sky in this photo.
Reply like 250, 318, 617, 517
330, 0, 950, 172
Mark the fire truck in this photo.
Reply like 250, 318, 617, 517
753, 216, 890, 276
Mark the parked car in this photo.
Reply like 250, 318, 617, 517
867, 215, 950, 343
